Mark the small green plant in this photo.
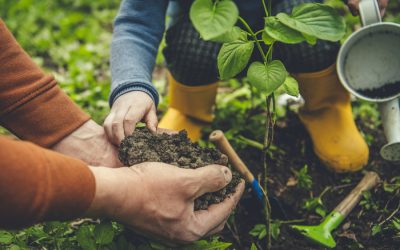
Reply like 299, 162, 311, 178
190, 0, 345, 98
360, 191, 379, 211
294, 165, 313, 190
249, 222, 281, 241
249, 224, 267, 240
383, 176, 400, 193
303, 187, 330, 217
190, 2, 345, 247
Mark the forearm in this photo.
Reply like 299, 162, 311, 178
0, 19, 90, 147
0, 136, 95, 229
109, 0, 169, 107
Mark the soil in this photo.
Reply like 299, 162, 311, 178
118, 128, 241, 210
356, 81, 400, 99
215, 110, 400, 250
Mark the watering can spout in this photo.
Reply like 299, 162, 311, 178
379, 99, 400, 162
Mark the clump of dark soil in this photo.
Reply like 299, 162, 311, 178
356, 81, 400, 99
118, 128, 241, 210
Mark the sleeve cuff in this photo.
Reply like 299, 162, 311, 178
109, 82, 159, 107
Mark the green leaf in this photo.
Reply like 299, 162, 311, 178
261, 31, 274, 45
283, 76, 299, 96
217, 33, 254, 79
264, 17, 305, 44
250, 243, 258, 250
277, 3, 345, 41
190, 0, 239, 40
76, 226, 96, 250
247, 61, 287, 95
0, 231, 13, 244
372, 224, 382, 236
211, 26, 242, 43
271, 222, 281, 240
94, 221, 115, 245
392, 218, 400, 231
258, 228, 267, 240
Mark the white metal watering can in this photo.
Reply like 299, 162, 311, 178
337, 0, 400, 162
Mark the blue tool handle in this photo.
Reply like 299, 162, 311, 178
251, 179, 265, 206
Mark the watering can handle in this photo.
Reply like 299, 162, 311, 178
209, 130, 255, 183
334, 171, 380, 216
359, 0, 381, 26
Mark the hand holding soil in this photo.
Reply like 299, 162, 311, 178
87, 163, 245, 244
104, 91, 158, 145
118, 128, 242, 210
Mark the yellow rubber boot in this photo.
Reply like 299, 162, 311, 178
158, 72, 218, 141
293, 64, 369, 172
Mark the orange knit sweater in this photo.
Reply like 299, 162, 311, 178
0, 19, 95, 229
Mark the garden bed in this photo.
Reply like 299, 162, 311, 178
218, 110, 400, 249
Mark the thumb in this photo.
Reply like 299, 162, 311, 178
189, 165, 232, 198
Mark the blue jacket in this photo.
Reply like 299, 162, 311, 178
109, 0, 263, 107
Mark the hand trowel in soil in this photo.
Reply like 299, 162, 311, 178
209, 130, 286, 218
291, 171, 380, 248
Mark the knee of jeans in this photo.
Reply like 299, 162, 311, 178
274, 40, 340, 73
163, 47, 220, 86
163, 22, 220, 86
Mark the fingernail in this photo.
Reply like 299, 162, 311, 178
222, 167, 232, 183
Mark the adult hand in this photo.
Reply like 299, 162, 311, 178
52, 120, 122, 168
104, 91, 158, 146
87, 163, 245, 244
346, 0, 389, 16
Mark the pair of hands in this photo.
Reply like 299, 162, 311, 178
52, 118, 244, 244
87, 163, 244, 244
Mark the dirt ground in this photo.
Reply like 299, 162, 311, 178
219, 110, 400, 249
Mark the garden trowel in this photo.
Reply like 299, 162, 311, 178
291, 171, 380, 248
209, 130, 286, 219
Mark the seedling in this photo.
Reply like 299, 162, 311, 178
294, 165, 313, 190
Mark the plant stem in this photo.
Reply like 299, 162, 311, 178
262, 94, 276, 250
378, 200, 400, 226
266, 41, 275, 62
261, 0, 269, 17
238, 16, 266, 62
254, 29, 264, 36
277, 219, 306, 224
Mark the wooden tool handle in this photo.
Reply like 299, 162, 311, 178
334, 171, 381, 217
209, 130, 255, 182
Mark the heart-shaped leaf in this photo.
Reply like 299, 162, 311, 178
264, 17, 305, 44
217, 33, 254, 79
190, 0, 239, 40
277, 3, 345, 41
247, 60, 288, 95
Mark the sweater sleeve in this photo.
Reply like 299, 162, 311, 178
0, 136, 96, 229
0, 19, 90, 148
109, 0, 169, 107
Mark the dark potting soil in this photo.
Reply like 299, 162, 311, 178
356, 81, 400, 99
118, 128, 241, 210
